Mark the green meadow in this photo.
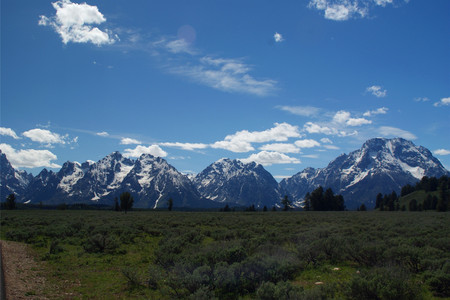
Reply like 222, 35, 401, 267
1, 210, 449, 299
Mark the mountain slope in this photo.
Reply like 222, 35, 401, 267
194, 158, 283, 207
0, 150, 33, 201
281, 138, 449, 209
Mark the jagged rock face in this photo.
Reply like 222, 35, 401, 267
0, 150, 32, 201
14, 152, 208, 208
119, 154, 205, 208
194, 158, 283, 207
281, 138, 450, 209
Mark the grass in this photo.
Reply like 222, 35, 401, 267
1, 209, 449, 299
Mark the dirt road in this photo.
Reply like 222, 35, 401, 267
0, 240, 48, 300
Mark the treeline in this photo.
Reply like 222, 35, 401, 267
303, 186, 345, 211
376, 176, 449, 212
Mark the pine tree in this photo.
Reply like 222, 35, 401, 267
281, 195, 291, 211
5, 194, 16, 210
167, 198, 173, 211
120, 192, 134, 213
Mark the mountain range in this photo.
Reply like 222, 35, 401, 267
1, 138, 449, 209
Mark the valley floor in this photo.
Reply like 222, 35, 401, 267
0, 210, 449, 299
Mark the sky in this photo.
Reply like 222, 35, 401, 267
1, 0, 449, 180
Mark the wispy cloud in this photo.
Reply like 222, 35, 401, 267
363, 107, 388, 117
39, 0, 118, 46
0, 127, 20, 139
414, 97, 430, 102
366, 85, 387, 98
159, 142, 208, 151
96, 131, 109, 137
0, 143, 61, 168
259, 143, 301, 153
433, 97, 450, 107
120, 137, 142, 145
277, 105, 320, 117
378, 126, 417, 140
434, 149, 450, 156
168, 55, 277, 96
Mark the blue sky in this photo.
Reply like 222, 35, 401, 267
1, 0, 449, 179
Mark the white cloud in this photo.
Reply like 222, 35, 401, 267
120, 137, 142, 145
367, 85, 387, 98
320, 138, 333, 144
0, 127, 20, 139
211, 123, 301, 153
378, 126, 417, 140
363, 107, 388, 117
274, 32, 284, 43
346, 117, 372, 126
304, 122, 337, 135
22, 129, 67, 145
168, 55, 277, 97
302, 154, 320, 158
123, 145, 168, 158
39, 0, 117, 46
295, 139, 321, 148
434, 149, 450, 156
240, 151, 301, 166
277, 105, 320, 117
259, 143, 300, 153
159, 142, 208, 151
96, 131, 109, 137
414, 97, 430, 102
433, 97, 450, 107
0, 143, 61, 169
308, 0, 368, 21
166, 39, 195, 54
374, 0, 393, 7
333, 110, 372, 126
323, 144, 340, 150
211, 140, 254, 153
308, 0, 397, 21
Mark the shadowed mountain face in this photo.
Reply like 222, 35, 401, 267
280, 138, 449, 209
1, 138, 448, 209
193, 158, 283, 208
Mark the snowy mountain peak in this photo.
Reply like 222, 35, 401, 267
281, 137, 449, 209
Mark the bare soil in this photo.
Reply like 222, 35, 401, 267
1, 240, 49, 300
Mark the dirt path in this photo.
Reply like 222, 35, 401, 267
0, 240, 49, 300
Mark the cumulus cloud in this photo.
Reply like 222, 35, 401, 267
308, 0, 368, 21
96, 131, 109, 137
22, 128, 67, 145
363, 107, 388, 117
0, 127, 20, 139
38, 0, 117, 46
433, 97, 450, 107
294, 139, 321, 148
434, 149, 450, 156
308, 0, 398, 21
304, 122, 337, 135
333, 110, 372, 126
123, 145, 168, 158
276, 105, 320, 117
120, 137, 142, 145
0, 143, 61, 168
211, 140, 254, 153
212, 123, 301, 153
367, 85, 387, 98
378, 126, 417, 140
240, 151, 301, 166
159, 142, 208, 151
274, 32, 284, 43
259, 143, 300, 153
